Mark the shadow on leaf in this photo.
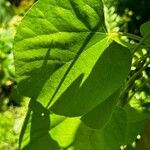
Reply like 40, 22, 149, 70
20, 101, 59, 150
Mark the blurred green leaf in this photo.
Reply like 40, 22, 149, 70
140, 21, 150, 37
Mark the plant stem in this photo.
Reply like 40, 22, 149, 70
119, 32, 142, 41
128, 78, 150, 101
120, 61, 150, 106
132, 32, 150, 53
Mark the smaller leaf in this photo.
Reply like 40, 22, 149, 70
140, 21, 150, 37
124, 105, 148, 144
90, 107, 127, 150
140, 20, 150, 46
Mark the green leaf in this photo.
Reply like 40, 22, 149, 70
124, 106, 148, 144
88, 107, 127, 150
14, 0, 131, 118
20, 105, 148, 150
14, 0, 106, 99
140, 21, 150, 37
140, 20, 150, 46
51, 107, 147, 150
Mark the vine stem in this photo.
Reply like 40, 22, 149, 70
128, 78, 150, 102
118, 30, 150, 106
117, 32, 150, 53
118, 32, 142, 41
132, 32, 150, 54
132, 52, 150, 66
119, 61, 150, 106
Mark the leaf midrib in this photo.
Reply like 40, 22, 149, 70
46, 21, 104, 109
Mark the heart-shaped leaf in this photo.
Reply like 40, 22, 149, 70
14, 0, 131, 127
